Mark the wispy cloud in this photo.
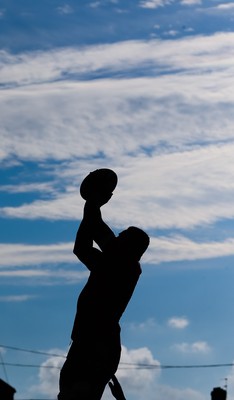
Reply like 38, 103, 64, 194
89, 1, 102, 7
0, 268, 88, 286
173, 341, 211, 354
139, 0, 173, 9
200, 2, 234, 14
0, 182, 54, 194
0, 295, 36, 302
1, 33, 234, 86
0, 242, 89, 284
1, 33, 234, 276
167, 317, 189, 329
2, 233, 234, 273
2, 142, 234, 233
180, 0, 201, 5
0, 243, 74, 267
127, 318, 158, 331
147, 235, 234, 264
213, 3, 234, 11
2, 231, 234, 286
57, 4, 74, 14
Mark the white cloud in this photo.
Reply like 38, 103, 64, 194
0, 243, 74, 267
146, 235, 234, 265
0, 182, 54, 194
200, 2, 234, 15
0, 241, 89, 284
168, 317, 189, 329
29, 349, 65, 398
2, 233, 234, 277
2, 142, 234, 233
116, 346, 160, 387
0, 295, 36, 302
2, 222, 234, 281
1, 35, 234, 212
0, 268, 88, 285
0, 35, 234, 181
1, 33, 234, 270
127, 318, 158, 331
1, 32, 234, 87
3, 233, 234, 283
215, 3, 234, 11
57, 4, 74, 14
139, 0, 173, 9
173, 341, 211, 354
180, 0, 201, 5
89, 1, 102, 7
164, 29, 178, 36
29, 345, 160, 400
29, 345, 209, 400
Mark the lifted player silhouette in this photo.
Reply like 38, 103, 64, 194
58, 169, 150, 400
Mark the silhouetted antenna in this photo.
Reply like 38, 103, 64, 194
224, 377, 228, 392
221, 377, 228, 390
220, 377, 228, 398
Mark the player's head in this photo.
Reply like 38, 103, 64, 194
118, 226, 150, 261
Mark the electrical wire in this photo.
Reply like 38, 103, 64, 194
0, 362, 60, 369
1, 344, 234, 370
0, 344, 66, 358
1, 344, 230, 400
1, 361, 234, 370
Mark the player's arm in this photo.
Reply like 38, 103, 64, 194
73, 200, 115, 270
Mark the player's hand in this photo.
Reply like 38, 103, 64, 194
86, 191, 113, 207
108, 375, 126, 400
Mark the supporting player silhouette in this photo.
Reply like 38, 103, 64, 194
58, 169, 150, 400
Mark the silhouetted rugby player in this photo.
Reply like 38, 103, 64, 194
58, 190, 149, 400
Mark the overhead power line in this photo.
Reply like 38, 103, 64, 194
0, 344, 66, 358
1, 344, 234, 370
1, 361, 234, 370
0, 362, 60, 369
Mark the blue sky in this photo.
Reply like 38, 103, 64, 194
1, 0, 234, 399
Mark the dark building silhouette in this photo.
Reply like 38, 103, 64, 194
0, 378, 16, 400
211, 387, 227, 400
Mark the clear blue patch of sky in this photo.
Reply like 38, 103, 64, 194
0, 282, 79, 395
122, 258, 234, 351
120, 257, 234, 397
133, 256, 234, 332
0, 218, 78, 243
0, 281, 80, 339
